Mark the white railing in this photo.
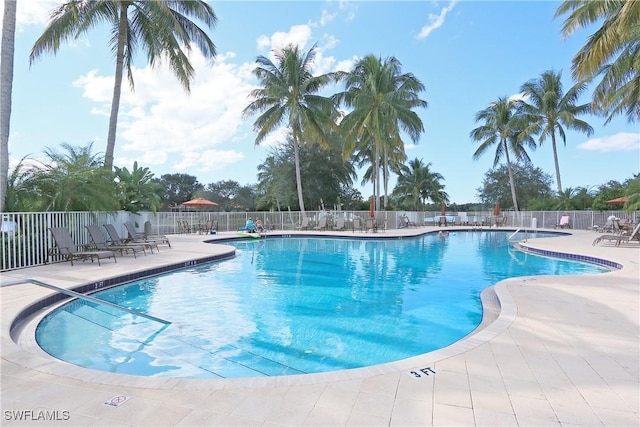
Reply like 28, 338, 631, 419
1, 209, 636, 271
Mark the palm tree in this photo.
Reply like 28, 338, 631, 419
22, 142, 118, 211
334, 55, 427, 211
30, 0, 218, 170
470, 97, 537, 212
1, 0, 17, 212
555, 1, 640, 123
393, 158, 446, 210
243, 44, 338, 216
520, 70, 593, 195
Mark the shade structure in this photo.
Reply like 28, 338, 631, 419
440, 202, 446, 216
182, 198, 218, 207
493, 201, 500, 216
369, 196, 374, 217
606, 196, 628, 205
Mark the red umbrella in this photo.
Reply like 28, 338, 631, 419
369, 196, 375, 217
182, 198, 219, 207
493, 201, 500, 216
606, 196, 628, 205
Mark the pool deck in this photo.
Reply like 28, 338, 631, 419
1, 227, 638, 426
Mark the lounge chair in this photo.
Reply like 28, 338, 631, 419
85, 225, 147, 258
334, 217, 345, 231
143, 221, 172, 247
593, 223, 640, 247
104, 224, 158, 254
555, 215, 571, 229
296, 217, 310, 230
314, 216, 327, 231
49, 227, 117, 266
125, 222, 164, 250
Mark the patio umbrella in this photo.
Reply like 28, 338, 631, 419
493, 201, 500, 216
182, 198, 219, 208
369, 196, 375, 217
606, 196, 628, 205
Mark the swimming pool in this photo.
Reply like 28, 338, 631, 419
36, 231, 607, 378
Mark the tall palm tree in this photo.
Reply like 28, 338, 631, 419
470, 97, 537, 212
243, 44, 338, 216
555, 0, 640, 123
30, 0, 218, 170
1, 0, 17, 212
520, 70, 593, 195
334, 55, 427, 211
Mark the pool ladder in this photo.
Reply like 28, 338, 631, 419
1, 278, 170, 325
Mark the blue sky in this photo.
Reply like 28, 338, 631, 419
5, 1, 639, 205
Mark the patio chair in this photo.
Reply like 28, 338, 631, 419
334, 217, 345, 231
296, 217, 310, 230
125, 222, 165, 250
143, 221, 172, 247
104, 224, 158, 254
85, 225, 147, 258
365, 218, 378, 233
593, 223, 640, 247
144, 221, 171, 247
49, 227, 117, 266
352, 218, 363, 232
314, 216, 327, 231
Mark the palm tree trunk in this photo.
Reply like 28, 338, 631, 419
292, 135, 306, 216
374, 141, 381, 211
551, 133, 563, 194
0, 0, 16, 212
504, 142, 519, 212
383, 147, 389, 210
104, 4, 129, 171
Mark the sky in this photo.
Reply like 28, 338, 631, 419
4, 0, 639, 205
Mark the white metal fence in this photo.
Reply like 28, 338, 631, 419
1, 209, 636, 271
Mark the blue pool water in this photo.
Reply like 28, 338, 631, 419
36, 231, 607, 378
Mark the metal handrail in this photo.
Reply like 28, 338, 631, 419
1, 278, 170, 325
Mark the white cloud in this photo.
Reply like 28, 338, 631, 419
577, 133, 640, 152
73, 47, 256, 173
416, 1, 457, 39
257, 25, 313, 56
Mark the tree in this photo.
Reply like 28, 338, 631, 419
470, 97, 537, 212
591, 180, 625, 211
154, 173, 203, 210
243, 44, 338, 216
392, 158, 447, 210
21, 142, 117, 211
256, 134, 356, 211
335, 55, 427, 211
1, 0, 17, 212
202, 180, 242, 211
30, 1, 218, 170
520, 70, 593, 194
622, 175, 640, 212
113, 161, 161, 213
555, 1, 640, 123
476, 163, 553, 210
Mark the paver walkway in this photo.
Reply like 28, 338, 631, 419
1, 229, 638, 426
